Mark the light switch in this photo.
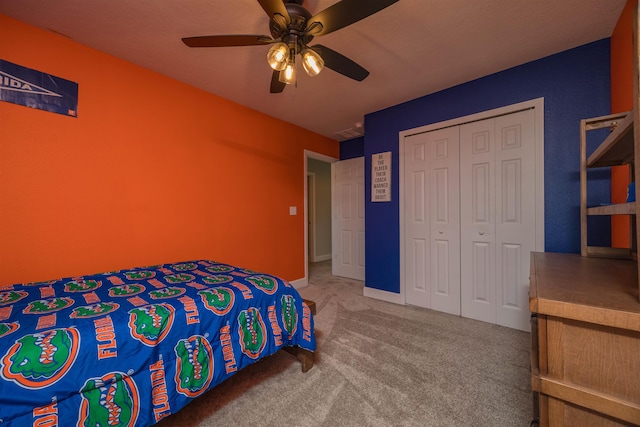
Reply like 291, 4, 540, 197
289, 206, 297, 215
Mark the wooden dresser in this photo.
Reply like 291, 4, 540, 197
529, 252, 640, 426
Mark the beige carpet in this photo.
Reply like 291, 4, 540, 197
158, 261, 533, 426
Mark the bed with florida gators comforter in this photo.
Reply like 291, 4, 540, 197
0, 259, 315, 426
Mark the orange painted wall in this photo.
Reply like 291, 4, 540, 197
0, 14, 339, 286
610, 0, 637, 247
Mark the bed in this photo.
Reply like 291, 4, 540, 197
0, 259, 315, 426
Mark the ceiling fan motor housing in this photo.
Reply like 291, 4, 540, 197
270, 2, 315, 51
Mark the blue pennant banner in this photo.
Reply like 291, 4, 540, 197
0, 59, 78, 117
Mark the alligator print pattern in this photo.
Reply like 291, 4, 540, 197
0, 260, 315, 426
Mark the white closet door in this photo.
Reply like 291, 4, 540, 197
332, 157, 365, 281
460, 109, 535, 331
404, 133, 430, 308
494, 110, 536, 331
460, 119, 497, 324
404, 127, 460, 314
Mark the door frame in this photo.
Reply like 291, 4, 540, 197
398, 98, 545, 305
304, 150, 338, 286
307, 172, 316, 262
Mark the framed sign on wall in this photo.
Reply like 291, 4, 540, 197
372, 151, 391, 202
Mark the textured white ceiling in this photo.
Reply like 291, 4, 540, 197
0, 0, 626, 140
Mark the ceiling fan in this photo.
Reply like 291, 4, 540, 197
181, 0, 399, 93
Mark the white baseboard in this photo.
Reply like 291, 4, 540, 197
291, 277, 403, 306
312, 254, 331, 262
289, 277, 307, 290
363, 286, 404, 305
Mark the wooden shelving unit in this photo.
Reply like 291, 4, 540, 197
580, 111, 636, 260
580, 2, 640, 286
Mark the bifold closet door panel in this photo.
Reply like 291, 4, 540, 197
460, 117, 497, 325
403, 127, 461, 314
460, 109, 536, 331
493, 110, 536, 331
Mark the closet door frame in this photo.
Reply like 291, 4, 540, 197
398, 98, 545, 315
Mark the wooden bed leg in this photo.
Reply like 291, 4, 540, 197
303, 299, 316, 315
283, 347, 315, 372
282, 299, 316, 372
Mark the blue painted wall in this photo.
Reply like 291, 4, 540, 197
362, 39, 612, 294
340, 136, 365, 159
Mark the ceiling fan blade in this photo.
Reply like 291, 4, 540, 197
311, 45, 369, 81
270, 70, 286, 93
306, 0, 398, 37
182, 35, 272, 47
257, 0, 290, 27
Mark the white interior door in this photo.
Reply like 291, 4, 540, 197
494, 110, 535, 330
404, 134, 430, 308
459, 110, 535, 331
402, 106, 538, 331
460, 118, 497, 324
404, 127, 460, 314
332, 157, 365, 280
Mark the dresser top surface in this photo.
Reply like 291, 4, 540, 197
530, 252, 640, 331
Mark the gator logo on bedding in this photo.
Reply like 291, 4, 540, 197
246, 275, 278, 295
202, 275, 233, 285
281, 295, 298, 337
174, 335, 214, 397
164, 274, 195, 284
172, 262, 197, 272
1, 327, 80, 388
0, 322, 19, 339
0, 290, 28, 306
109, 284, 146, 297
78, 372, 140, 427
125, 270, 155, 280
23, 297, 74, 314
64, 279, 102, 293
128, 303, 175, 346
148, 287, 186, 300
70, 302, 119, 319
237, 307, 267, 359
205, 265, 233, 273
198, 287, 235, 316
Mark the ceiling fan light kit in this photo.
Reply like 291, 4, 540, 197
266, 42, 289, 71
279, 57, 297, 85
267, 38, 323, 84
182, 0, 399, 93
301, 48, 324, 77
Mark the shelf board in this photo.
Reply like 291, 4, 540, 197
586, 112, 634, 168
585, 246, 634, 259
587, 202, 637, 215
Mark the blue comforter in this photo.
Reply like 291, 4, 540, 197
0, 260, 315, 426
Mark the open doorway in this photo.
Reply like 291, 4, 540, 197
304, 151, 337, 284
